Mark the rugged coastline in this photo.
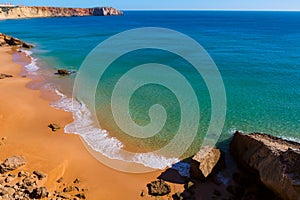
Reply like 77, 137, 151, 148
151, 131, 300, 200
0, 35, 167, 200
0, 6, 123, 19
0, 33, 299, 200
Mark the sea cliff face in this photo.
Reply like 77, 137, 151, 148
230, 131, 300, 200
0, 6, 123, 19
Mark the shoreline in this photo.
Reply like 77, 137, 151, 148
0, 46, 184, 199
1, 31, 299, 199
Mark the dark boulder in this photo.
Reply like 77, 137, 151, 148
48, 123, 60, 131
0, 73, 13, 79
56, 69, 71, 76
33, 170, 47, 180
147, 179, 171, 196
30, 187, 47, 199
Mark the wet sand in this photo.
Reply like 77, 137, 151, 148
0, 47, 183, 199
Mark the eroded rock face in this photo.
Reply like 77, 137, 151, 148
230, 131, 300, 200
0, 156, 26, 174
92, 7, 123, 16
0, 33, 33, 48
190, 146, 225, 181
0, 6, 123, 19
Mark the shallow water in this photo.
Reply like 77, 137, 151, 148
1, 11, 299, 169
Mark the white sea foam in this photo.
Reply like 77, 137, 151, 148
278, 136, 300, 143
51, 90, 179, 170
228, 128, 240, 135
19, 48, 180, 171
21, 49, 39, 73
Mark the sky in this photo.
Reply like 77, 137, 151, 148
7, 0, 300, 11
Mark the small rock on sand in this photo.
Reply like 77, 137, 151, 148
33, 170, 47, 180
73, 178, 80, 184
75, 193, 86, 199
48, 123, 61, 131
0, 73, 13, 79
147, 179, 171, 196
57, 177, 64, 183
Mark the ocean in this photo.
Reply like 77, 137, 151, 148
1, 11, 300, 170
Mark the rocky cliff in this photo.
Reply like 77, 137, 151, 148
0, 33, 33, 48
230, 131, 300, 200
0, 6, 123, 19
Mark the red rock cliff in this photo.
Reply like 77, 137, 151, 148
0, 6, 123, 19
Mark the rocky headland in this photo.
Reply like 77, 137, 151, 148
144, 131, 300, 200
0, 33, 33, 49
0, 6, 123, 19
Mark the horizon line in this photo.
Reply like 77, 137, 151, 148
4, 5, 300, 11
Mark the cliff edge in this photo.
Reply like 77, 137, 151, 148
230, 131, 300, 200
0, 6, 123, 19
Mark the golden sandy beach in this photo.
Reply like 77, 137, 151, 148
0, 47, 183, 199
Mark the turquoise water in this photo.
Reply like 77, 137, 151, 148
1, 11, 299, 168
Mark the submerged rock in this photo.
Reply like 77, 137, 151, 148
230, 131, 300, 200
56, 69, 72, 76
0, 156, 26, 174
147, 179, 171, 196
190, 146, 225, 181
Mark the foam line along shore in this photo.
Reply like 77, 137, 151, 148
0, 36, 182, 199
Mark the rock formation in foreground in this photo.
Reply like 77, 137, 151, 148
0, 6, 123, 19
0, 33, 34, 48
190, 146, 225, 181
0, 155, 87, 199
230, 131, 300, 200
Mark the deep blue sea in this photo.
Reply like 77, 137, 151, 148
1, 11, 299, 169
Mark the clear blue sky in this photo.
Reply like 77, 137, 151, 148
8, 0, 300, 10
